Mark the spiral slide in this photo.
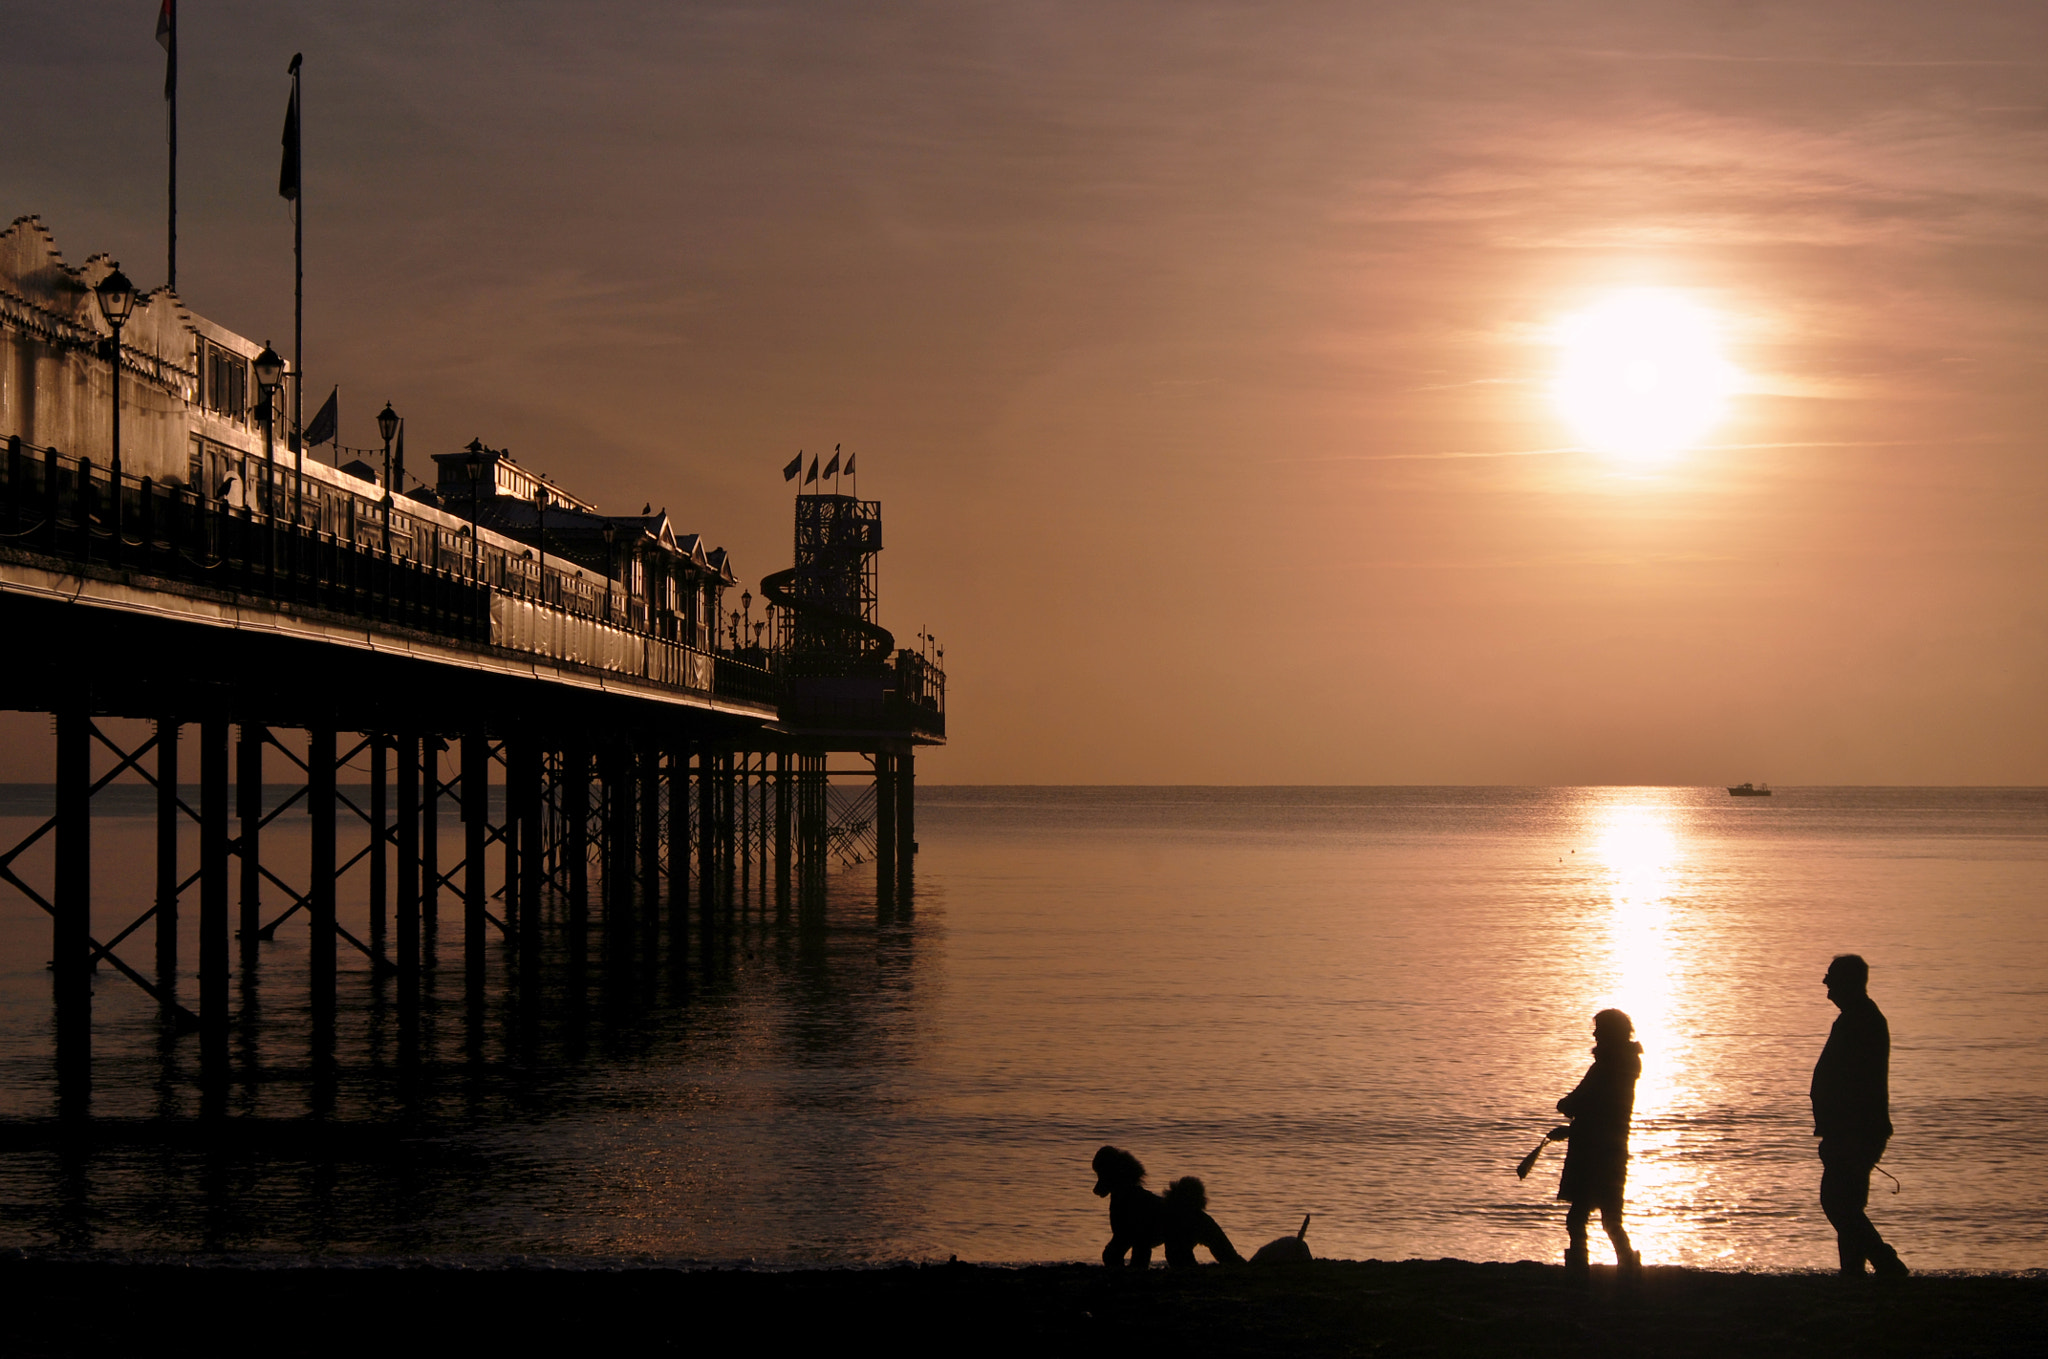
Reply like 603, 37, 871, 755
758, 566, 895, 654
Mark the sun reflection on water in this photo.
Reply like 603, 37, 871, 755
1581, 799, 1706, 1265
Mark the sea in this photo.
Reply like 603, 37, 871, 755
0, 784, 2043, 1271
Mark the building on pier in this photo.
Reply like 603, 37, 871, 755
0, 215, 739, 657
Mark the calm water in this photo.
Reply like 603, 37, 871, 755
0, 785, 2043, 1270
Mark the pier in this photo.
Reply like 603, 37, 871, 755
0, 216, 944, 1112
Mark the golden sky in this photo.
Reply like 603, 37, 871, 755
6, 2, 2046, 783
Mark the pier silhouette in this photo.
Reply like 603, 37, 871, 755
0, 216, 944, 1116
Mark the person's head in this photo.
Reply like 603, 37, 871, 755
1824, 954, 1869, 1004
1592, 1008, 1635, 1046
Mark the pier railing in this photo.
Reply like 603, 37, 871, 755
1, 436, 777, 707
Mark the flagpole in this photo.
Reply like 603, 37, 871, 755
166, 2, 177, 292
289, 53, 304, 525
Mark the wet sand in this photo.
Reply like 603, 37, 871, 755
4, 1255, 2044, 1356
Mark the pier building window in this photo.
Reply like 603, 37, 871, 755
189, 437, 240, 502
198, 340, 248, 423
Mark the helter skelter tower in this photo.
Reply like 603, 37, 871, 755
760, 486, 944, 903
782, 493, 891, 668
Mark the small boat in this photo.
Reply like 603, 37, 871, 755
1727, 782, 1772, 797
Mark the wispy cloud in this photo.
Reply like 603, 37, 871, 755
1545, 48, 2046, 70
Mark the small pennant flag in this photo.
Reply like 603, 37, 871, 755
782, 451, 803, 481
279, 87, 300, 201
804, 457, 819, 485
304, 386, 338, 447
843, 452, 855, 477
821, 450, 840, 479
156, 1, 175, 99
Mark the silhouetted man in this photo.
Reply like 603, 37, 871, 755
1811, 953, 1907, 1278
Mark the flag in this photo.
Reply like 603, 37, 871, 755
843, 452, 855, 477
804, 457, 818, 485
279, 87, 300, 201
822, 450, 840, 479
304, 386, 338, 447
156, 1, 175, 99
782, 451, 803, 481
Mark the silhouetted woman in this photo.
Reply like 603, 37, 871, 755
1551, 1008, 1643, 1282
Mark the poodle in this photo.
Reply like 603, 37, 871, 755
1091, 1145, 1245, 1267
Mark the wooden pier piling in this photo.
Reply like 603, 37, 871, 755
237, 724, 262, 952
199, 716, 231, 1077
53, 704, 90, 1106
666, 744, 689, 933
896, 749, 916, 895
396, 732, 420, 990
566, 742, 590, 924
369, 736, 387, 946
422, 740, 443, 961
463, 731, 489, 993
876, 752, 896, 902
309, 725, 338, 1030
776, 751, 791, 908
697, 747, 716, 907
640, 748, 660, 914
154, 717, 179, 1001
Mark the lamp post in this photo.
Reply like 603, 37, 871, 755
729, 608, 741, 651
253, 342, 286, 566
533, 484, 548, 604
741, 589, 752, 648
93, 267, 136, 549
462, 438, 486, 581
601, 519, 616, 622
376, 402, 399, 553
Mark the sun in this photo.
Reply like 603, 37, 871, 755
1551, 289, 1737, 463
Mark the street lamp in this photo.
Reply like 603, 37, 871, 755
253, 342, 285, 565
533, 483, 548, 603
94, 266, 136, 548
376, 401, 399, 552
741, 589, 752, 645
601, 519, 616, 620
729, 609, 741, 651
461, 438, 488, 580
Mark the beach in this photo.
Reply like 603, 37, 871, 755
4, 1255, 2044, 1356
